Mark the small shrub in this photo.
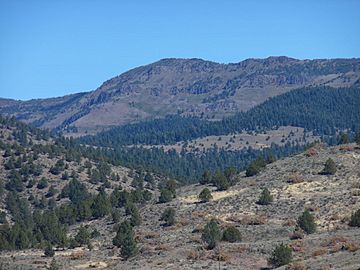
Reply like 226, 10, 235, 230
198, 188, 212, 203
222, 226, 242, 243
158, 189, 173, 203
44, 245, 55, 257
320, 158, 336, 175
349, 209, 360, 227
269, 243, 292, 267
160, 207, 176, 226
257, 187, 273, 205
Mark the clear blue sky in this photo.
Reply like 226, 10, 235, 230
1, 0, 359, 100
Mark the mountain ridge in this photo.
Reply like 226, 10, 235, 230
1, 56, 359, 136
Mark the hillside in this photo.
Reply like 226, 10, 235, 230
1, 132, 359, 269
1, 57, 359, 136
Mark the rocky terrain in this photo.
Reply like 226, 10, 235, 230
1, 140, 359, 269
1, 57, 359, 136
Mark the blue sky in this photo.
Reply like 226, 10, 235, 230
0, 0, 359, 100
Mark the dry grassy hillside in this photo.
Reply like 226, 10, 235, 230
1, 143, 359, 270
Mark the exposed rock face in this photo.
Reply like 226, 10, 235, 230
1, 57, 360, 136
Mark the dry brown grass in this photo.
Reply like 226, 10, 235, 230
208, 250, 231, 262
142, 231, 160, 239
286, 262, 306, 270
187, 248, 205, 260
344, 241, 360, 252
312, 248, 328, 257
290, 240, 305, 253
305, 148, 318, 157
321, 236, 348, 248
288, 173, 305, 184
154, 244, 172, 252
238, 215, 267, 225
283, 218, 297, 227
70, 250, 85, 260
351, 189, 360, 197
339, 145, 354, 151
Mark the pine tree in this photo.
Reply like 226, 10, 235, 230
160, 207, 176, 226
198, 188, 213, 203
320, 158, 337, 175
201, 219, 221, 250
200, 170, 212, 185
257, 187, 273, 205
222, 226, 242, 243
113, 220, 137, 259
297, 209, 316, 234
269, 243, 292, 267
158, 189, 173, 203
349, 209, 360, 227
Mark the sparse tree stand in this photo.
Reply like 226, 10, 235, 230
198, 188, 213, 203
113, 220, 137, 260
202, 219, 222, 250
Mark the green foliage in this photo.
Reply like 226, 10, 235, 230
222, 226, 242, 243
257, 188, 273, 205
200, 170, 212, 185
339, 133, 350, 144
320, 158, 337, 175
201, 219, 221, 250
130, 206, 141, 227
113, 220, 137, 259
160, 207, 176, 226
91, 190, 111, 219
349, 209, 360, 227
158, 189, 173, 203
212, 171, 229, 191
44, 244, 55, 257
246, 157, 266, 177
198, 188, 213, 203
355, 131, 360, 145
74, 225, 90, 247
269, 243, 292, 267
297, 209, 316, 234
37, 177, 48, 189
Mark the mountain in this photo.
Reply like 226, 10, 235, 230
1, 57, 360, 136
1, 116, 359, 269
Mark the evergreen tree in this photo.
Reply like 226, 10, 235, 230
269, 243, 292, 267
257, 187, 273, 205
130, 206, 141, 227
198, 188, 213, 203
320, 158, 337, 175
355, 131, 360, 146
160, 207, 176, 226
199, 170, 212, 185
222, 226, 242, 243
74, 225, 90, 246
297, 209, 316, 234
201, 219, 221, 250
113, 220, 137, 259
349, 209, 360, 227
158, 189, 173, 203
